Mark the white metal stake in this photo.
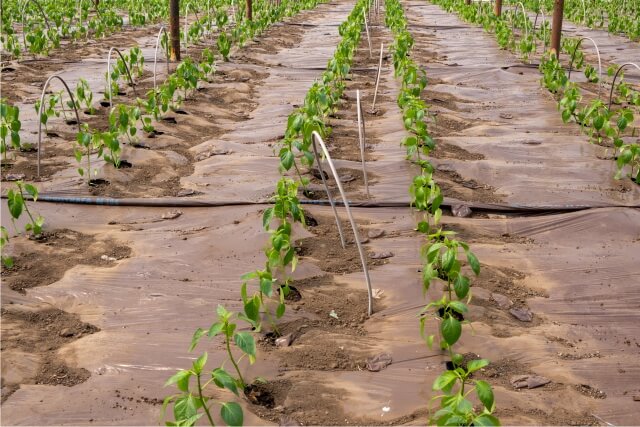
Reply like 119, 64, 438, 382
356, 90, 370, 198
371, 43, 383, 113
311, 131, 374, 317
363, 11, 372, 58
153, 27, 170, 90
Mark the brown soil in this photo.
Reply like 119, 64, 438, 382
295, 216, 388, 274
474, 265, 547, 300
306, 167, 377, 201
430, 141, 485, 161
1, 306, 99, 402
1, 229, 131, 293
436, 167, 504, 203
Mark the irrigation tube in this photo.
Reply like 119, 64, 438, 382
608, 63, 640, 110
371, 43, 384, 112
356, 90, 370, 198
567, 37, 603, 96
311, 131, 374, 317
106, 47, 139, 109
153, 27, 170, 90
36, 75, 83, 179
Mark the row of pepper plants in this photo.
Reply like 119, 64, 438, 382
428, 0, 640, 183
1, 0, 215, 58
520, 0, 640, 42
0, 0, 328, 270
162, 0, 372, 424
385, 0, 500, 424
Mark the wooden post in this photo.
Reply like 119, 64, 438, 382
169, 0, 181, 61
246, 0, 252, 20
551, 0, 564, 58
494, 0, 503, 16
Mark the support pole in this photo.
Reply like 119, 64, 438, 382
169, 0, 181, 61
246, 0, 252, 20
551, 0, 564, 58
494, 0, 503, 16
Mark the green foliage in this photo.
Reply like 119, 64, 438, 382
0, 100, 22, 160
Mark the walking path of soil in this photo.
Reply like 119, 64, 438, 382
1, 0, 639, 426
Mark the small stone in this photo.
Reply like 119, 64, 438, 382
491, 293, 513, 309
177, 189, 197, 197
509, 307, 533, 322
500, 112, 513, 119
341, 174, 355, 183
100, 255, 117, 262
368, 229, 385, 239
5, 173, 25, 181
366, 353, 393, 372
275, 334, 293, 348
59, 328, 75, 337
511, 374, 550, 389
451, 204, 472, 218
330, 362, 339, 369
279, 416, 301, 426
370, 251, 394, 260
161, 210, 182, 220
633, 395, 640, 401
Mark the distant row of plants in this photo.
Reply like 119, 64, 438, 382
429, 0, 639, 183
0, 0, 220, 58
385, 0, 500, 424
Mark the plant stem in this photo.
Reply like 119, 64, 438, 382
196, 373, 216, 426
225, 333, 246, 389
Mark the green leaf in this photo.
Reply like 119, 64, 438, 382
453, 275, 470, 299
280, 149, 294, 171
192, 352, 207, 374
467, 358, 489, 373
220, 402, 243, 426
212, 367, 239, 396
189, 328, 205, 352
208, 322, 223, 337
262, 207, 274, 230
432, 370, 457, 392
165, 370, 192, 392
474, 414, 501, 426
475, 380, 494, 410
234, 332, 256, 361
466, 250, 480, 275
440, 316, 462, 346
276, 302, 285, 319
448, 301, 468, 314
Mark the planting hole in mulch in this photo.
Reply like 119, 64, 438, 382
65, 119, 78, 126
89, 178, 109, 187
438, 307, 465, 321
278, 285, 302, 302
161, 117, 178, 124
117, 160, 133, 169
46, 131, 60, 138
174, 109, 189, 115
245, 380, 293, 409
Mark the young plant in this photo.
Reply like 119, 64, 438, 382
75, 78, 96, 114
0, 100, 22, 160
6, 181, 45, 238
164, 304, 256, 426
217, 32, 231, 62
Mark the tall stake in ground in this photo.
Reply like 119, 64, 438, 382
246, 0, 252, 20
169, 0, 181, 61
551, 0, 564, 58
494, 0, 503, 16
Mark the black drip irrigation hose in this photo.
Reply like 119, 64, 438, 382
6, 193, 638, 215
